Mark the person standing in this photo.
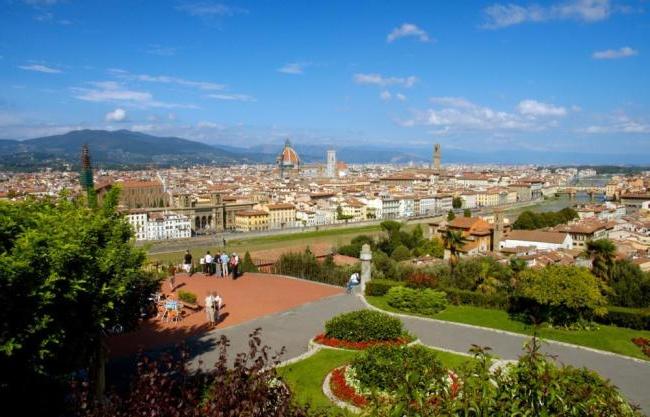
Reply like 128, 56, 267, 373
214, 252, 222, 277
220, 252, 229, 277
230, 253, 239, 279
346, 272, 360, 294
213, 292, 223, 325
204, 251, 214, 276
204, 292, 215, 327
183, 250, 192, 276
168, 264, 176, 292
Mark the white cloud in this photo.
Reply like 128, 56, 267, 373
147, 45, 177, 56
105, 108, 127, 122
354, 73, 417, 88
396, 93, 407, 102
197, 121, 221, 129
110, 70, 225, 91
18, 64, 62, 73
176, 2, 247, 17
583, 114, 650, 134
400, 97, 554, 132
277, 62, 310, 75
207, 93, 255, 102
73, 81, 197, 109
517, 99, 567, 117
592, 46, 638, 59
387, 23, 431, 43
482, 0, 612, 29
380, 90, 392, 101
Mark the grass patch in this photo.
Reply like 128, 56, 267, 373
277, 345, 474, 412
147, 225, 382, 264
366, 296, 650, 360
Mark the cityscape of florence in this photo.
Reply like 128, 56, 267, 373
1, 1, 650, 416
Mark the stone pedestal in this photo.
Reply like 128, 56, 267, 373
360, 243, 372, 294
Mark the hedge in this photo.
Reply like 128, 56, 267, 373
324, 310, 404, 342
442, 287, 510, 310
595, 306, 650, 330
386, 287, 448, 316
177, 290, 197, 305
365, 279, 404, 296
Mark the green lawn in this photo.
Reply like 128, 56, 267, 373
147, 224, 382, 264
277, 346, 474, 413
366, 295, 650, 360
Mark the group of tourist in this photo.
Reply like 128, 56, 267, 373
182, 250, 241, 278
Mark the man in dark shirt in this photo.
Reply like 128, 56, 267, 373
183, 250, 193, 276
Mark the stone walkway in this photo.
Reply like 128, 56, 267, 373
188, 292, 650, 414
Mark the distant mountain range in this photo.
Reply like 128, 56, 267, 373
0, 129, 647, 170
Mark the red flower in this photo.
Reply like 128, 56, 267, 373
314, 334, 409, 350
330, 367, 367, 407
631, 337, 650, 358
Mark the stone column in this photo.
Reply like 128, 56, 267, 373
360, 243, 372, 294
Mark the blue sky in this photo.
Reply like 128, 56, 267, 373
0, 0, 649, 156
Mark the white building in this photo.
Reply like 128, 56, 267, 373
398, 197, 415, 218
326, 149, 336, 178
126, 211, 192, 241
434, 194, 453, 214
500, 230, 573, 251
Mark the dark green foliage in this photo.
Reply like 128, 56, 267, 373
241, 251, 259, 273
0, 191, 160, 414
391, 244, 411, 261
596, 306, 650, 330
463, 208, 471, 217
371, 250, 400, 280
324, 310, 404, 342
177, 290, 197, 305
412, 237, 444, 258
272, 248, 359, 287
447, 210, 456, 221
364, 279, 404, 296
452, 196, 462, 209
512, 207, 578, 230
351, 345, 445, 393
386, 287, 448, 315
440, 257, 512, 293
337, 235, 375, 258
609, 259, 650, 308
585, 239, 617, 281
443, 287, 511, 310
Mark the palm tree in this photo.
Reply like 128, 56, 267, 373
442, 230, 467, 270
584, 239, 616, 281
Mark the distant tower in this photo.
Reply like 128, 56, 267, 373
492, 209, 504, 251
432, 143, 441, 171
276, 139, 300, 179
79, 144, 97, 207
326, 149, 336, 178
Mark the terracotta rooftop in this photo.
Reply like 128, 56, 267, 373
506, 230, 569, 244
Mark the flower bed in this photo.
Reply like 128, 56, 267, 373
329, 366, 368, 407
313, 333, 412, 350
631, 337, 650, 357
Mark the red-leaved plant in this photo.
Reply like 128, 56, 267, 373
314, 334, 410, 350
631, 337, 650, 357
70, 328, 330, 417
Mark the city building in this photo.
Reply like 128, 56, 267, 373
500, 230, 573, 251
126, 211, 191, 241
277, 139, 301, 178
326, 149, 336, 178
235, 210, 270, 232
265, 203, 296, 229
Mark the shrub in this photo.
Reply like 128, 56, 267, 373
443, 287, 510, 310
405, 271, 438, 289
324, 310, 403, 342
512, 265, 608, 325
351, 344, 445, 393
595, 306, 650, 330
386, 286, 448, 316
391, 245, 411, 262
177, 290, 197, 305
365, 279, 403, 296
240, 251, 259, 273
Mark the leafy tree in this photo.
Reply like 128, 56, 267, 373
512, 208, 579, 230
441, 230, 466, 270
391, 244, 411, 262
514, 265, 608, 324
240, 251, 259, 273
380, 220, 402, 237
412, 237, 444, 258
447, 210, 456, 221
463, 208, 471, 217
584, 239, 617, 281
0, 190, 160, 413
608, 259, 650, 308
452, 196, 463, 209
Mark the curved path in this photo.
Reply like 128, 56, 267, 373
189, 291, 650, 413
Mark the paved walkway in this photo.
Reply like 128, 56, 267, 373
188, 292, 650, 414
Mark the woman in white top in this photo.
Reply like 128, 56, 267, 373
204, 292, 215, 327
